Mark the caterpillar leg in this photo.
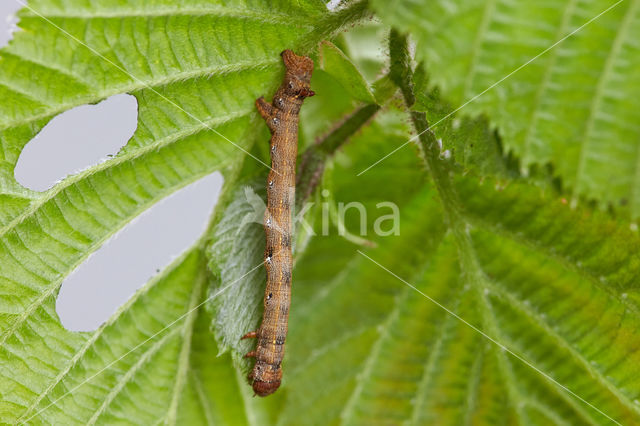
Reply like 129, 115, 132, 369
256, 97, 281, 133
256, 97, 274, 119
241, 331, 258, 340
244, 351, 257, 358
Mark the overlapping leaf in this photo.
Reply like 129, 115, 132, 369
372, 0, 640, 217
207, 95, 640, 424
277, 110, 640, 425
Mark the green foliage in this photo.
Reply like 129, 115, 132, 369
1, 0, 640, 425
371, 0, 640, 217
319, 40, 376, 104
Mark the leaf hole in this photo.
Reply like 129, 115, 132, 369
14, 94, 138, 191
0, 3, 21, 48
56, 172, 223, 331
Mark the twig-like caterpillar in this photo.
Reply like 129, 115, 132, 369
242, 50, 314, 397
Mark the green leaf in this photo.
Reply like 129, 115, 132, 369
207, 179, 266, 359
2, 245, 250, 424
206, 93, 640, 423
347, 40, 640, 424
0, 0, 369, 423
319, 40, 376, 104
335, 19, 389, 83
299, 67, 360, 149
279, 120, 640, 425
371, 0, 640, 216
412, 67, 513, 179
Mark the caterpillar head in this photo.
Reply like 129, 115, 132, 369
281, 49, 315, 99
249, 360, 282, 397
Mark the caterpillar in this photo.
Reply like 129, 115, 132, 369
241, 49, 314, 397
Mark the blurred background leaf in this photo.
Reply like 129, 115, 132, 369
372, 0, 640, 217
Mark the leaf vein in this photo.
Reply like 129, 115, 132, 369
573, 0, 639, 199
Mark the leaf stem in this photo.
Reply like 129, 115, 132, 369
296, 103, 380, 210
388, 30, 464, 232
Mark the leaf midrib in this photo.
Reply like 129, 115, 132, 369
480, 289, 602, 424
409, 309, 458, 425
461, 341, 483, 426
190, 370, 215, 426
451, 195, 630, 423
477, 286, 529, 424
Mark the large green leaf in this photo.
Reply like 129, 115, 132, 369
371, 0, 640, 217
281, 123, 640, 425
0, 0, 369, 423
205, 99, 640, 424
2, 245, 249, 424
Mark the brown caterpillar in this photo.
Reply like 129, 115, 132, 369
241, 50, 314, 397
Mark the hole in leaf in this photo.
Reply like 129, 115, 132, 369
56, 172, 224, 332
14, 94, 138, 191
0, 3, 21, 48
326, 0, 342, 10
